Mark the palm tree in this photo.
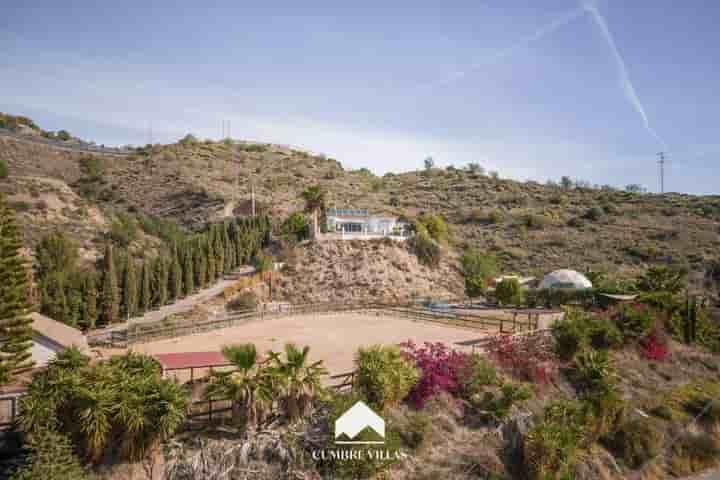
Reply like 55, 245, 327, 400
205, 344, 274, 429
268, 343, 327, 421
300, 185, 326, 241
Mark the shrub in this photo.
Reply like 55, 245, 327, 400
475, 383, 531, 422
458, 354, 498, 398
460, 249, 497, 299
639, 328, 671, 361
568, 350, 616, 395
400, 341, 469, 408
586, 317, 624, 350
354, 345, 419, 411
551, 311, 589, 361
280, 212, 309, 242
408, 231, 442, 268
495, 278, 523, 306
226, 291, 258, 311
18, 352, 189, 464
615, 304, 655, 340
416, 214, 448, 243
9, 201, 31, 212
9, 426, 87, 480
486, 334, 556, 385
602, 419, 661, 469
522, 213, 550, 230
683, 396, 720, 427
650, 404, 673, 420
109, 213, 139, 247
398, 411, 433, 451
0, 159, 8, 179
669, 432, 720, 476
583, 206, 603, 221
252, 252, 273, 273
524, 401, 586, 480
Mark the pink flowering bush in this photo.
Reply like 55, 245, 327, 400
400, 341, 470, 408
486, 333, 556, 385
639, 328, 670, 361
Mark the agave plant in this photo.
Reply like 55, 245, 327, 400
206, 344, 275, 429
267, 343, 328, 421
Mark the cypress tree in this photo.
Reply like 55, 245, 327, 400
40, 272, 67, 323
206, 237, 216, 282
194, 240, 207, 288
154, 257, 168, 307
214, 225, 225, 278
168, 245, 183, 300
121, 256, 138, 319
82, 273, 97, 330
183, 247, 194, 296
99, 244, 119, 325
139, 261, 152, 313
0, 195, 34, 379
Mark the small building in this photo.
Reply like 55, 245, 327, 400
1, 313, 89, 429
29, 312, 90, 365
325, 208, 410, 239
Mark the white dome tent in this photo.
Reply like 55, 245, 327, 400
539, 269, 593, 290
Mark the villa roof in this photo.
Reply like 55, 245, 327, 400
152, 351, 232, 371
31, 312, 88, 351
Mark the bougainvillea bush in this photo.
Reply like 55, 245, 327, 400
639, 328, 671, 361
485, 333, 557, 385
399, 341, 470, 408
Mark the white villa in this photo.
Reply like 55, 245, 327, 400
325, 208, 411, 239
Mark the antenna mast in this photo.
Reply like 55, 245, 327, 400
657, 152, 666, 194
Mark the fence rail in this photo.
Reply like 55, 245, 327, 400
89, 300, 546, 348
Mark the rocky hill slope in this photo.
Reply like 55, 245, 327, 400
1, 115, 719, 292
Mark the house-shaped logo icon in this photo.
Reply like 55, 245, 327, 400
334, 401, 385, 445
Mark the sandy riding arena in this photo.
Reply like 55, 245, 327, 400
130, 312, 487, 376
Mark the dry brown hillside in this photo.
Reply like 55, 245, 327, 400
2, 124, 720, 288
275, 239, 463, 303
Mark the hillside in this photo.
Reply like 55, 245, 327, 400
1, 117, 719, 295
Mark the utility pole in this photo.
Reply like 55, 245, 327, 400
657, 152, 666, 194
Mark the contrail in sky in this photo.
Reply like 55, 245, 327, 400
417, 6, 585, 90
582, 0, 668, 149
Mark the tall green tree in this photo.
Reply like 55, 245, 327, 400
168, 246, 183, 301
99, 244, 120, 325
213, 224, 225, 278
40, 271, 67, 322
301, 185, 326, 241
139, 261, 152, 313
0, 195, 34, 380
121, 257, 138, 319
206, 236, 216, 281
82, 273, 97, 329
460, 249, 498, 300
154, 257, 168, 307
183, 248, 194, 297
194, 240, 208, 288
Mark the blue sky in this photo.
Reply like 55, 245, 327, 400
1, 0, 718, 194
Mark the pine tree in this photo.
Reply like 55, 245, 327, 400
99, 244, 119, 325
183, 248, 194, 296
0, 195, 34, 380
82, 273, 97, 330
139, 261, 152, 313
154, 257, 168, 307
121, 256, 138, 319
